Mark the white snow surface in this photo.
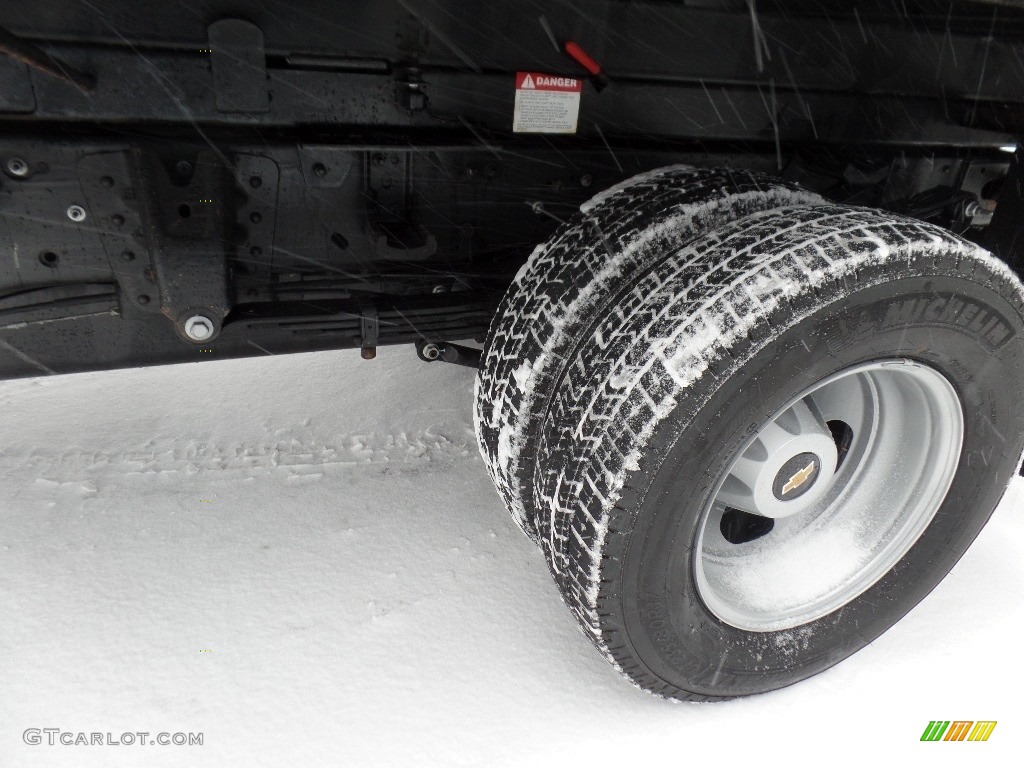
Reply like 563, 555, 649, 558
1, 346, 1021, 767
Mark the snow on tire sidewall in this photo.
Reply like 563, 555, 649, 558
531, 203, 1024, 663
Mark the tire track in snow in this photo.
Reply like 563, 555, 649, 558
0, 426, 478, 483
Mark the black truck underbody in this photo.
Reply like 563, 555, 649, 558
1, 0, 1024, 379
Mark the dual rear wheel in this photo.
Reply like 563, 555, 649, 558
475, 166, 1024, 700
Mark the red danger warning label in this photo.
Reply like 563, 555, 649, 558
513, 71, 582, 134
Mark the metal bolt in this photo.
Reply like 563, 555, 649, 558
184, 315, 215, 341
66, 205, 87, 222
964, 201, 981, 219
175, 160, 192, 177
580, 173, 593, 187
372, 153, 386, 167
312, 163, 327, 177
421, 342, 441, 360
6, 157, 28, 177
249, 175, 262, 188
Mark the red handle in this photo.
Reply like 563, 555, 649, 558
564, 41, 602, 76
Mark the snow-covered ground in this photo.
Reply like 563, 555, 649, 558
0, 346, 1020, 767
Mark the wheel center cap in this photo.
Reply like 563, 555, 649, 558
773, 452, 821, 500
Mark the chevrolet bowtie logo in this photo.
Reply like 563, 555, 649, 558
781, 460, 817, 496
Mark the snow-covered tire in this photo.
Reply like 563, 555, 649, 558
474, 166, 824, 535
481, 196, 1024, 700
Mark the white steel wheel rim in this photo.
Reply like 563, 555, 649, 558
693, 359, 964, 632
